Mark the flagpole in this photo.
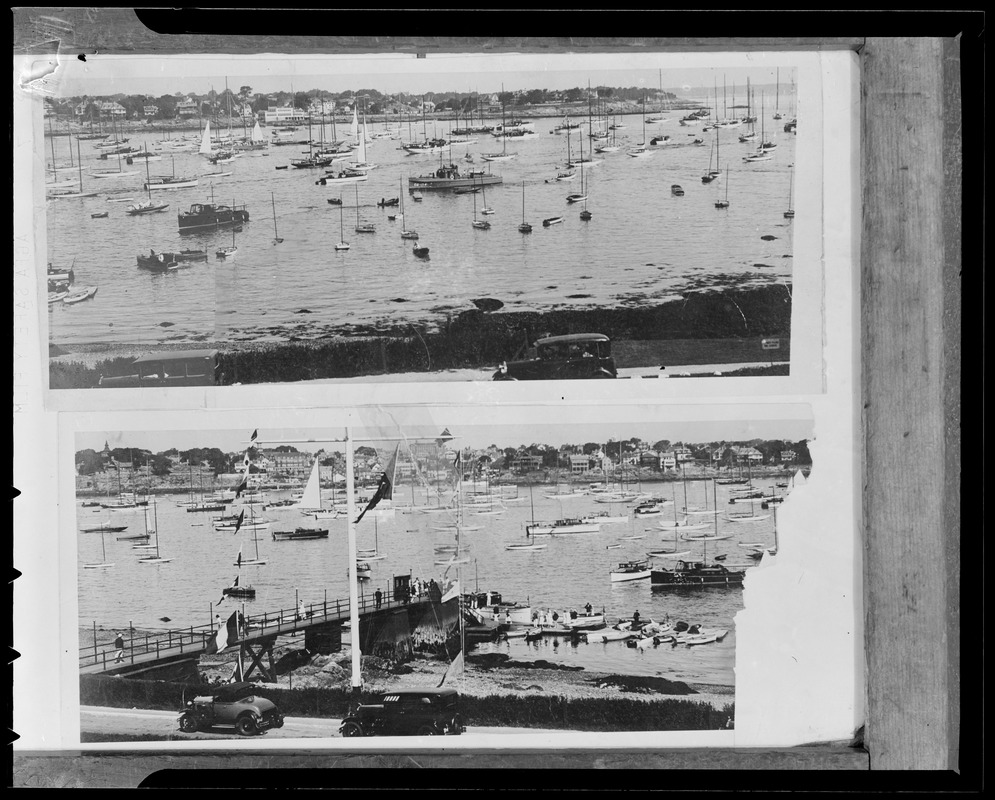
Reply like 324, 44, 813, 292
345, 426, 361, 694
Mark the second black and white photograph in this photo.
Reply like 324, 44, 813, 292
71, 408, 819, 744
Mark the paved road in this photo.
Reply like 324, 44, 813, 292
80, 705, 557, 740
299, 362, 781, 384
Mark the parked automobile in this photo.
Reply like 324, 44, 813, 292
98, 348, 219, 388
338, 688, 465, 737
178, 681, 284, 736
492, 334, 617, 381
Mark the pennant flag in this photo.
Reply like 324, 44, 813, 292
437, 648, 465, 688
453, 452, 460, 469
355, 444, 400, 523
440, 578, 460, 604
235, 475, 248, 499
250, 429, 258, 443
205, 611, 239, 654
233, 509, 245, 534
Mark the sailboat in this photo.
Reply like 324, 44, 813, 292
579, 167, 593, 221
271, 192, 284, 243
507, 489, 548, 549
471, 181, 490, 229
566, 134, 589, 204
234, 520, 267, 566
90, 148, 139, 180
356, 516, 387, 561
399, 177, 419, 240
215, 198, 240, 258
47, 137, 99, 200
354, 184, 375, 233
744, 96, 774, 162
555, 126, 577, 181
480, 181, 494, 215
518, 181, 532, 233
335, 202, 350, 250
783, 166, 795, 219
82, 525, 115, 569
126, 155, 170, 215
481, 94, 518, 162
137, 497, 173, 564
288, 458, 335, 517
144, 155, 198, 190
199, 119, 214, 158
773, 68, 783, 120
650, 481, 745, 587
626, 94, 654, 158
715, 167, 730, 209
701, 141, 717, 184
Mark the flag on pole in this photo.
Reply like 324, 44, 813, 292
217, 574, 238, 605
250, 429, 258, 443
233, 509, 245, 534
355, 444, 400, 523
440, 578, 460, 604
235, 475, 248, 499
205, 611, 239, 654
436, 648, 464, 688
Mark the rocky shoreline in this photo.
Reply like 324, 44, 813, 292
51, 285, 791, 387
197, 639, 734, 711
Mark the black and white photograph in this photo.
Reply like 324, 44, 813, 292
38, 52, 816, 391
72, 410, 817, 744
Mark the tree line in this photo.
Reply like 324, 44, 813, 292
75, 438, 810, 480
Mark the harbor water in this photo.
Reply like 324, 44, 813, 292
47, 114, 796, 350
76, 477, 786, 685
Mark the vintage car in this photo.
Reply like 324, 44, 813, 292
338, 688, 465, 737
98, 348, 219, 388
492, 334, 617, 381
178, 681, 284, 736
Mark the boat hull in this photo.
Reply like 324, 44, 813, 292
408, 174, 502, 191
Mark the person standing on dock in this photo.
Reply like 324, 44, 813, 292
375, 589, 382, 609
113, 632, 124, 663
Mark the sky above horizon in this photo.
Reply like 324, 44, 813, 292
44, 52, 799, 100
74, 406, 815, 456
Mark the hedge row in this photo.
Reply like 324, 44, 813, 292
50, 286, 791, 388
79, 674, 732, 732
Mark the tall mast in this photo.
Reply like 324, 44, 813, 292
345, 428, 361, 693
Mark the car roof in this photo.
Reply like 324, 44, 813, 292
214, 681, 259, 701
535, 334, 610, 345
132, 349, 219, 363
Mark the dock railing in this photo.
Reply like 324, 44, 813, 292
80, 580, 437, 670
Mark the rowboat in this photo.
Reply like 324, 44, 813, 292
63, 286, 98, 304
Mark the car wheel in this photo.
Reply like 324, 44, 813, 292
417, 724, 438, 736
179, 714, 198, 733
340, 721, 364, 738
235, 715, 257, 736
272, 715, 284, 729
